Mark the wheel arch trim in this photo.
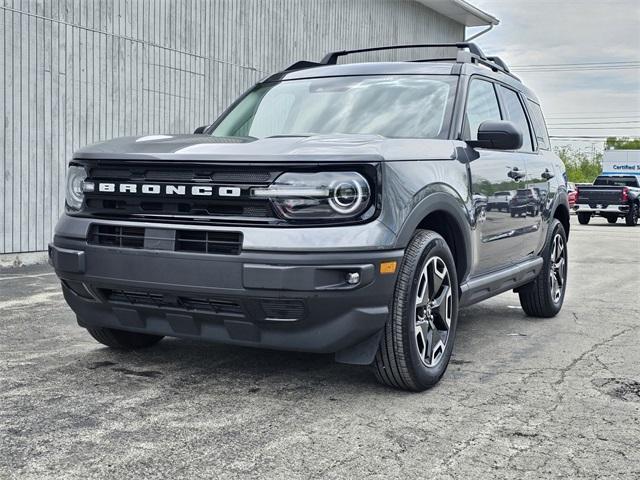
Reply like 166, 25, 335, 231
393, 192, 472, 282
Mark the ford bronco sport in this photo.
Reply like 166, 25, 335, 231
50, 43, 570, 391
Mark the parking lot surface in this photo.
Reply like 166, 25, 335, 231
1, 215, 639, 479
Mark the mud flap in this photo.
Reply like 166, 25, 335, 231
334, 329, 384, 365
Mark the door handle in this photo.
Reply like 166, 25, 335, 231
541, 168, 554, 180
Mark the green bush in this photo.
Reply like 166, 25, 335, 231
606, 137, 640, 150
555, 146, 602, 184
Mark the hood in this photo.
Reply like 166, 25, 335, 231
73, 134, 457, 163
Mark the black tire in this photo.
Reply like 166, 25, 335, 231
373, 230, 459, 392
518, 219, 568, 318
577, 212, 591, 225
86, 327, 164, 349
625, 203, 639, 226
606, 215, 618, 224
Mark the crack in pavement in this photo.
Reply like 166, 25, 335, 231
553, 326, 636, 386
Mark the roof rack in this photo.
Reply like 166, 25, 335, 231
313, 42, 519, 80
320, 42, 486, 64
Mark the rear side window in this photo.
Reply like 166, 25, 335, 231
464, 79, 502, 141
498, 86, 533, 152
527, 100, 550, 150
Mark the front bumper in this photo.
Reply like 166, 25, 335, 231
50, 236, 402, 362
572, 203, 629, 214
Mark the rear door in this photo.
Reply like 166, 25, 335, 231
465, 78, 528, 274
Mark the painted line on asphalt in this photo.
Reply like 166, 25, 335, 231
0, 272, 56, 281
0, 291, 63, 309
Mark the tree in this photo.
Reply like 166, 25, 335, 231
606, 137, 640, 150
555, 146, 602, 183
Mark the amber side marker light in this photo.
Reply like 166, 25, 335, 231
380, 261, 397, 275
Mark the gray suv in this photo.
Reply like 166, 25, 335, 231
50, 43, 570, 391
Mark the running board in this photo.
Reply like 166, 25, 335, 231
459, 257, 543, 307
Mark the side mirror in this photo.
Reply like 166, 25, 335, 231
193, 125, 208, 134
468, 120, 523, 150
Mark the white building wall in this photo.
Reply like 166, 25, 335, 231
0, 0, 464, 254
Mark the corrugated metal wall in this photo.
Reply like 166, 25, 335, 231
0, 0, 463, 254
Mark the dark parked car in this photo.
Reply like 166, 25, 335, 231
574, 175, 640, 225
510, 188, 540, 217
50, 43, 570, 391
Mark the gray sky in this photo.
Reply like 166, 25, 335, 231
467, 0, 640, 151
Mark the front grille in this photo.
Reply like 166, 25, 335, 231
84, 198, 272, 218
88, 225, 242, 255
89, 166, 275, 184
81, 164, 281, 224
88, 225, 145, 248
176, 230, 242, 255
104, 288, 243, 315
260, 299, 306, 320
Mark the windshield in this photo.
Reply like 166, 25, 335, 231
594, 176, 638, 187
211, 75, 456, 139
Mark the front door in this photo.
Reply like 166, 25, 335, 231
464, 78, 528, 274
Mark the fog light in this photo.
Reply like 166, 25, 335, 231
346, 272, 360, 285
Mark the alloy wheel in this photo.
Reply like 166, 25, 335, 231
549, 233, 566, 303
415, 256, 452, 368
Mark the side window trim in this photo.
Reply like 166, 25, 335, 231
495, 84, 535, 153
526, 99, 551, 151
461, 76, 504, 141
516, 91, 538, 152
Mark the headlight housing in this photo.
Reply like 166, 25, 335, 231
252, 171, 373, 221
65, 165, 88, 211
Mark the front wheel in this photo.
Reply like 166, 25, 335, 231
606, 215, 618, 224
625, 203, 639, 226
518, 219, 568, 318
374, 230, 458, 391
577, 212, 591, 225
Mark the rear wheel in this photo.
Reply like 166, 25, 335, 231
86, 327, 164, 349
606, 215, 618, 224
625, 203, 639, 226
577, 212, 591, 225
518, 219, 567, 318
374, 230, 458, 391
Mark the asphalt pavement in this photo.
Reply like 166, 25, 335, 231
1, 215, 639, 479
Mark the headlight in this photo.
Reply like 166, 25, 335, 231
252, 172, 372, 221
65, 165, 88, 210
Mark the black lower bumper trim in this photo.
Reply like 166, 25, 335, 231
54, 239, 402, 356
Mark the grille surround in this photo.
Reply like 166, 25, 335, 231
70, 160, 381, 227
82, 164, 280, 223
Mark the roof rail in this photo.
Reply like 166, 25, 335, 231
486, 56, 510, 72
320, 42, 487, 64
283, 60, 325, 72
319, 42, 520, 80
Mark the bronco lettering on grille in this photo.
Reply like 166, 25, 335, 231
96, 183, 241, 197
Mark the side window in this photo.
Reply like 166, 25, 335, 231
498, 86, 534, 152
465, 79, 502, 141
526, 100, 550, 150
